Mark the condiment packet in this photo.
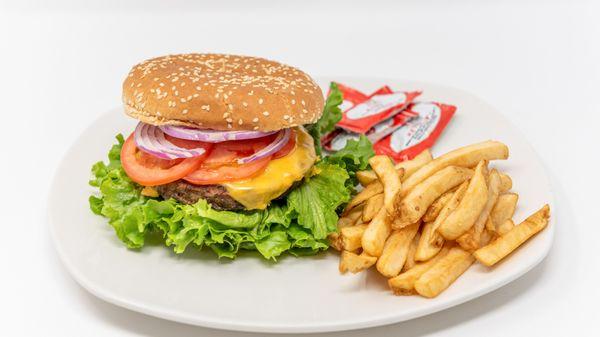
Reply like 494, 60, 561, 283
336, 85, 421, 134
373, 102, 456, 161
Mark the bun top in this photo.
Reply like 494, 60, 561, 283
122, 53, 324, 131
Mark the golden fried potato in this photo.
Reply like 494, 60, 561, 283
438, 160, 489, 240
356, 150, 433, 186
376, 222, 420, 277
369, 155, 404, 215
362, 208, 392, 257
490, 193, 519, 231
474, 204, 550, 266
498, 172, 512, 192
339, 251, 377, 274
415, 181, 469, 261
414, 247, 475, 298
344, 182, 382, 215
457, 169, 502, 251
403, 232, 420, 272
389, 246, 450, 295
362, 193, 384, 222
423, 190, 454, 223
497, 219, 515, 236
401, 141, 508, 197
397, 166, 473, 226
337, 206, 364, 228
340, 224, 368, 252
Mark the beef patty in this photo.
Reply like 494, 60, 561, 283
155, 180, 245, 211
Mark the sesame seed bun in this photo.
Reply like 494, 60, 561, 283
122, 53, 324, 131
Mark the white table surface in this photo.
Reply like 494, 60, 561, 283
1, 1, 598, 336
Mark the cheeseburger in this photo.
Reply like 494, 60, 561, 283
89, 53, 372, 259
121, 53, 322, 210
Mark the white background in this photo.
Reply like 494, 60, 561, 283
1, 0, 599, 336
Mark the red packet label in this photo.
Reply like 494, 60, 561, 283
374, 102, 456, 161
337, 90, 421, 134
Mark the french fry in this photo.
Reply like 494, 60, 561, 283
474, 204, 550, 266
490, 193, 519, 231
414, 247, 475, 298
355, 149, 433, 186
361, 208, 392, 257
339, 251, 377, 274
397, 166, 473, 227
415, 181, 469, 261
376, 222, 420, 277
356, 170, 378, 187
457, 169, 502, 251
415, 222, 445, 261
437, 160, 489, 240
328, 234, 343, 251
403, 232, 420, 272
340, 224, 368, 252
396, 149, 434, 179
369, 155, 404, 215
362, 193, 384, 222
338, 206, 364, 228
343, 182, 382, 214
401, 141, 508, 197
423, 190, 454, 223
497, 219, 515, 236
498, 172, 512, 192
389, 246, 450, 295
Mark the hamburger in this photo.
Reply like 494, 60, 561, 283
89, 53, 373, 259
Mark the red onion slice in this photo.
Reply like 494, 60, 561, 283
160, 125, 277, 143
134, 123, 207, 159
237, 129, 292, 164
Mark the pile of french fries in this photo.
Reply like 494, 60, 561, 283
331, 141, 550, 298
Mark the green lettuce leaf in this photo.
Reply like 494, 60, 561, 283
323, 134, 375, 187
286, 163, 351, 239
307, 82, 343, 155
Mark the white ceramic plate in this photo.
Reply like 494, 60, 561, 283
49, 78, 554, 333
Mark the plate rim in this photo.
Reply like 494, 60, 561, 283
48, 77, 555, 333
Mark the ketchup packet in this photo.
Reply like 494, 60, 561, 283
337, 85, 421, 134
373, 102, 456, 161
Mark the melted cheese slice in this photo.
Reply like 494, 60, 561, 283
223, 127, 316, 210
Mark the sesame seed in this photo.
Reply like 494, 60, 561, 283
181, 82, 186, 86
252, 117, 259, 122
182, 109, 188, 114
301, 100, 306, 106
174, 91, 179, 96
215, 93, 219, 98
242, 102, 248, 107
291, 99, 296, 105
202, 105, 210, 111
223, 112, 230, 117
180, 98, 186, 103
136, 83, 142, 87
196, 86, 202, 90
283, 114, 290, 120
258, 98, 264, 104
263, 111, 269, 116
253, 126, 259, 130
238, 119, 243, 125
187, 95, 192, 100
193, 93, 199, 97
226, 118, 233, 123
159, 83, 165, 87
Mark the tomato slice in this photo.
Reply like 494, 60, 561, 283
183, 155, 272, 185
121, 134, 212, 186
